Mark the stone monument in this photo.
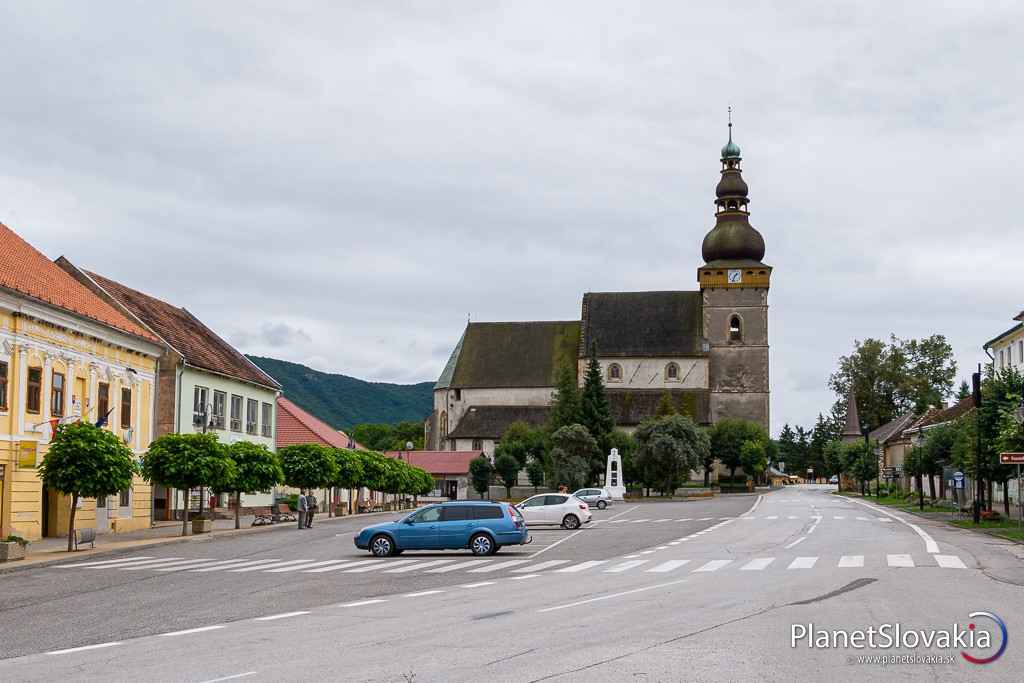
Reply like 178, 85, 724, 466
605, 448, 626, 500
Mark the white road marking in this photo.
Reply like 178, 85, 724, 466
630, 519, 651, 523
160, 625, 226, 637
640, 550, 656, 554
122, 558, 212, 571
838, 555, 864, 568
605, 560, 647, 573
157, 558, 247, 572
303, 560, 379, 573
46, 642, 121, 655
747, 494, 765, 514
697, 517, 713, 521
460, 581, 495, 588
718, 517, 733, 520
555, 560, 607, 573
424, 559, 490, 573
404, 590, 444, 597
197, 672, 258, 683
539, 579, 688, 613
84, 557, 183, 569
190, 559, 281, 573
264, 559, 347, 573
647, 560, 690, 573
787, 516, 799, 520
254, 611, 309, 621
340, 599, 386, 607
887, 554, 915, 568
784, 537, 806, 549
740, 558, 774, 571
512, 560, 568, 572
668, 542, 681, 546
385, 559, 455, 573
856, 516, 871, 521
230, 559, 314, 572
878, 518, 892, 522
693, 560, 732, 573
655, 546, 668, 550
622, 554, 641, 559
846, 497, 940, 553
467, 560, 530, 573
529, 527, 585, 558
788, 556, 818, 569
833, 516, 845, 520
610, 520, 630, 524
652, 518, 672, 523
55, 556, 154, 568
765, 515, 779, 520
345, 559, 417, 573
739, 516, 757, 520
935, 554, 967, 569
675, 518, 692, 522
509, 574, 541, 580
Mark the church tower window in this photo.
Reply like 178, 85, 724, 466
608, 363, 622, 382
665, 362, 680, 381
440, 411, 448, 438
729, 315, 742, 342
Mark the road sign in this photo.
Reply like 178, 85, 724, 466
1000, 453, 1024, 465
953, 471, 964, 482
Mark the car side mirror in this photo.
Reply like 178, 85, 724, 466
403, 518, 414, 525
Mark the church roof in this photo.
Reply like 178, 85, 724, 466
581, 291, 704, 357
447, 405, 552, 439
868, 412, 917, 445
607, 389, 710, 426
449, 321, 580, 388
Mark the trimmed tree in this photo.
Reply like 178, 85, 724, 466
469, 456, 493, 499
142, 432, 235, 536
494, 452, 521, 499
739, 439, 767, 488
279, 444, 339, 506
709, 419, 770, 485
333, 448, 365, 514
39, 422, 138, 552
634, 414, 710, 496
225, 442, 283, 529
526, 455, 546, 492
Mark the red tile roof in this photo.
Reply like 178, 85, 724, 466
0, 223, 157, 342
276, 396, 361, 449
77, 268, 279, 389
383, 450, 482, 475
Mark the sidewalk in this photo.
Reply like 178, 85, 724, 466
0, 509, 402, 574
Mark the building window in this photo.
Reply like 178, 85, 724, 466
665, 362, 680, 381
260, 402, 273, 437
97, 382, 110, 424
193, 386, 209, 427
472, 438, 483, 450
440, 411, 448, 438
119, 489, 131, 508
0, 360, 7, 411
453, 389, 461, 401
608, 363, 622, 382
246, 398, 258, 435
51, 371, 65, 417
211, 391, 227, 429
729, 315, 743, 342
26, 367, 42, 414
230, 394, 243, 432
120, 387, 132, 429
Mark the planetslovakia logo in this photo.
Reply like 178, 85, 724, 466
961, 611, 1008, 665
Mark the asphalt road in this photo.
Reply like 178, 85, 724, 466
1, 486, 1021, 682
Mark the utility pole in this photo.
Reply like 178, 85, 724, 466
972, 367, 983, 525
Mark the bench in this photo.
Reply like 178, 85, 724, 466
251, 507, 275, 526
74, 527, 96, 550
275, 503, 296, 522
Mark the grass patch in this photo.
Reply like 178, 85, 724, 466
951, 519, 1024, 542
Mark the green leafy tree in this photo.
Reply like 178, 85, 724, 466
525, 455, 546, 492
709, 419, 769, 483
494, 422, 546, 469
469, 456, 493, 499
142, 432, 235, 537
846, 440, 878, 494
739, 439, 767, 487
549, 424, 599, 490
333, 448, 365, 513
902, 447, 927, 510
655, 391, 677, 418
494, 452, 521, 499
279, 444, 339, 492
580, 344, 615, 465
39, 422, 138, 551
225, 442, 283, 529
822, 440, 852, 490
349, 422, 424, 451
549, 361, 582, 432
918, 422, 956, 500
634, 414, 710, 495
978, 367, 1024, 514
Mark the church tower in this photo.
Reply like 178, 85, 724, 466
698, 116, 771, 430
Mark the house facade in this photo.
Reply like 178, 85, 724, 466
985, 310, 1024, 373
0, 224, 163, 541
384, 450, 481, 501
58, 260, 282, 517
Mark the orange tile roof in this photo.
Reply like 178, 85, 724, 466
0, 222, 158, 343
276, 396, 362, 449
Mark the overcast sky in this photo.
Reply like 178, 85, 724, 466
2, 2, 1021, 434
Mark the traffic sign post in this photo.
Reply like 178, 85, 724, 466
1000, 454, 1024, 528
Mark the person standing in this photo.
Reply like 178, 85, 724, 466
306, 491, 318, 528
297, 490, 308, 530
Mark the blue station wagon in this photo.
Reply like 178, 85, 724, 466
354, 501, 529, 557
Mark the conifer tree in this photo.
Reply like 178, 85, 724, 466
655, 391, 677, 417
549, 360, 582, 431
581, 343, 614, 460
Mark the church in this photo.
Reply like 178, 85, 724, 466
426, 125, 771, 456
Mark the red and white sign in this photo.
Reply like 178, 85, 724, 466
999, 452, 1024, 465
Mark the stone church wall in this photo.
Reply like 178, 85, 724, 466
580, 357, 709, 391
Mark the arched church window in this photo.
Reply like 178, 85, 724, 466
729, 315, 742, 342
665, 362, 679, 381
608, 363, 622, 381
440, 411, 448, 438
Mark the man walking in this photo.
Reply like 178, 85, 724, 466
297, 490, 308, 530
305, 491, 318, 528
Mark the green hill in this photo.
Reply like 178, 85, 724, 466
248, 356, 434, 429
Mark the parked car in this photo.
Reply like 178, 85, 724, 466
354, 501, 528, 557
828, 475, 839, 484
516, 493, 592, 529
572, 487, 612, 509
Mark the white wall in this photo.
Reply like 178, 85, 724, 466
584, 357, 709, 390
435, 386, 552, 443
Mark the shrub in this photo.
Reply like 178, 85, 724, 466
3, 535, 28, 547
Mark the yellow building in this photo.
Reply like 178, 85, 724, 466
0, 223, 164, 541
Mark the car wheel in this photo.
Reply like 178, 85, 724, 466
470, 533, 495, 556
561, 514, 580, 530
370, 534, 395, 557
597, 500, 607, 510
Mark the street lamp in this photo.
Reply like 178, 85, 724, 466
914, 431, 926, 512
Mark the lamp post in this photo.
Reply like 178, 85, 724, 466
915, 431, 926, 512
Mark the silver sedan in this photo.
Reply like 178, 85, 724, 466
571, 487, 613, 509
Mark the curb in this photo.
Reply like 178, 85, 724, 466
0, 508, 405, 575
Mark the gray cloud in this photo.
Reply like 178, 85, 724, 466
2, 1, 1021, 430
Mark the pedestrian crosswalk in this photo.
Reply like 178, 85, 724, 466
53, 551, 971, 578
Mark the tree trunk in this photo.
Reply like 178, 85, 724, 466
703, 466, 710, 488
987, 480, 994, 511
928, 474, 936, 502
349, 488, 354, 515
198, 486, 204, 516
182, 487, 190, 536
234, 491, 241, 530
66, 492, 79, 552
1003, 480, 1010, 517
917, 474, 924, 511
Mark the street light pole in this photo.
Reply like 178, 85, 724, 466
972, 368, 983, 525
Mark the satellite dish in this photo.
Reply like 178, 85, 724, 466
405, 441, 414, 450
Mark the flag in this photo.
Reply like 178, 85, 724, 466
95, 407, 114, 428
